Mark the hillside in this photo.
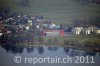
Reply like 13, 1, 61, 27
0, 0, 100, 25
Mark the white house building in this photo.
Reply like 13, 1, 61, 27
86, 30, 91, 35
72, 27, 83, 35
0, 33, 3, 36
97, 29, 100, 34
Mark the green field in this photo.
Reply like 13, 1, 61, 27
0, 0, 100, 25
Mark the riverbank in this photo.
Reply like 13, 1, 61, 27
0, 34, 100, 52
15, 35, 100, 52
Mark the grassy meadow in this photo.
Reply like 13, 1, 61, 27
0, 0, 100, 25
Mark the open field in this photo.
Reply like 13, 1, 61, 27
0, 0, 100, 25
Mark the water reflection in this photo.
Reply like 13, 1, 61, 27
48, 47, 58, 51
63, 47, 96, 57
99, 53, 100, 58
27, 46, 34, 53
38, 47, 44, 54
2, 45, 24, 54
0, 45, 100, 66
63, 48, 82, 56
1, 45, 99, 57
82, 51, 96, 56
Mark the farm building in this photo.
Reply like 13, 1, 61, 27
41, 30, 64, 36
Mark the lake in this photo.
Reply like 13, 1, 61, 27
0, 45, 100, 66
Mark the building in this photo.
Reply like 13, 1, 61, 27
0, 33, 3, 37
83, 26, 97, 35
86, 30, 91, 35
72, 27, 83, 35
41, 30, 64, 36
97, 29, 100, 34
88, 26, 97, 33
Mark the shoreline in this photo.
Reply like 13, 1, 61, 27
1, 42, 100, 52
0, 34, 100, 52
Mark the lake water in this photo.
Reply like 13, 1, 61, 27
0, 45, 100, 66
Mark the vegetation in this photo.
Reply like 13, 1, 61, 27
0, 0, 100, 26
0, 0, 100, 51
11, 34, 100, 52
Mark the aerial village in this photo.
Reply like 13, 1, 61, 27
0, 10, 100, 46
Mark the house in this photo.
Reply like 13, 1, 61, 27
86, 30, 91, 35
0, 33, 3, 36
41, 30, 64, 36
49, 22, 56, 28
25, 26, 30, 30
88, 26, 97, 33
28, 19, 33, 26
72, 27, 83, 35
83, 26, 97, 35
96, 29, 100, 34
